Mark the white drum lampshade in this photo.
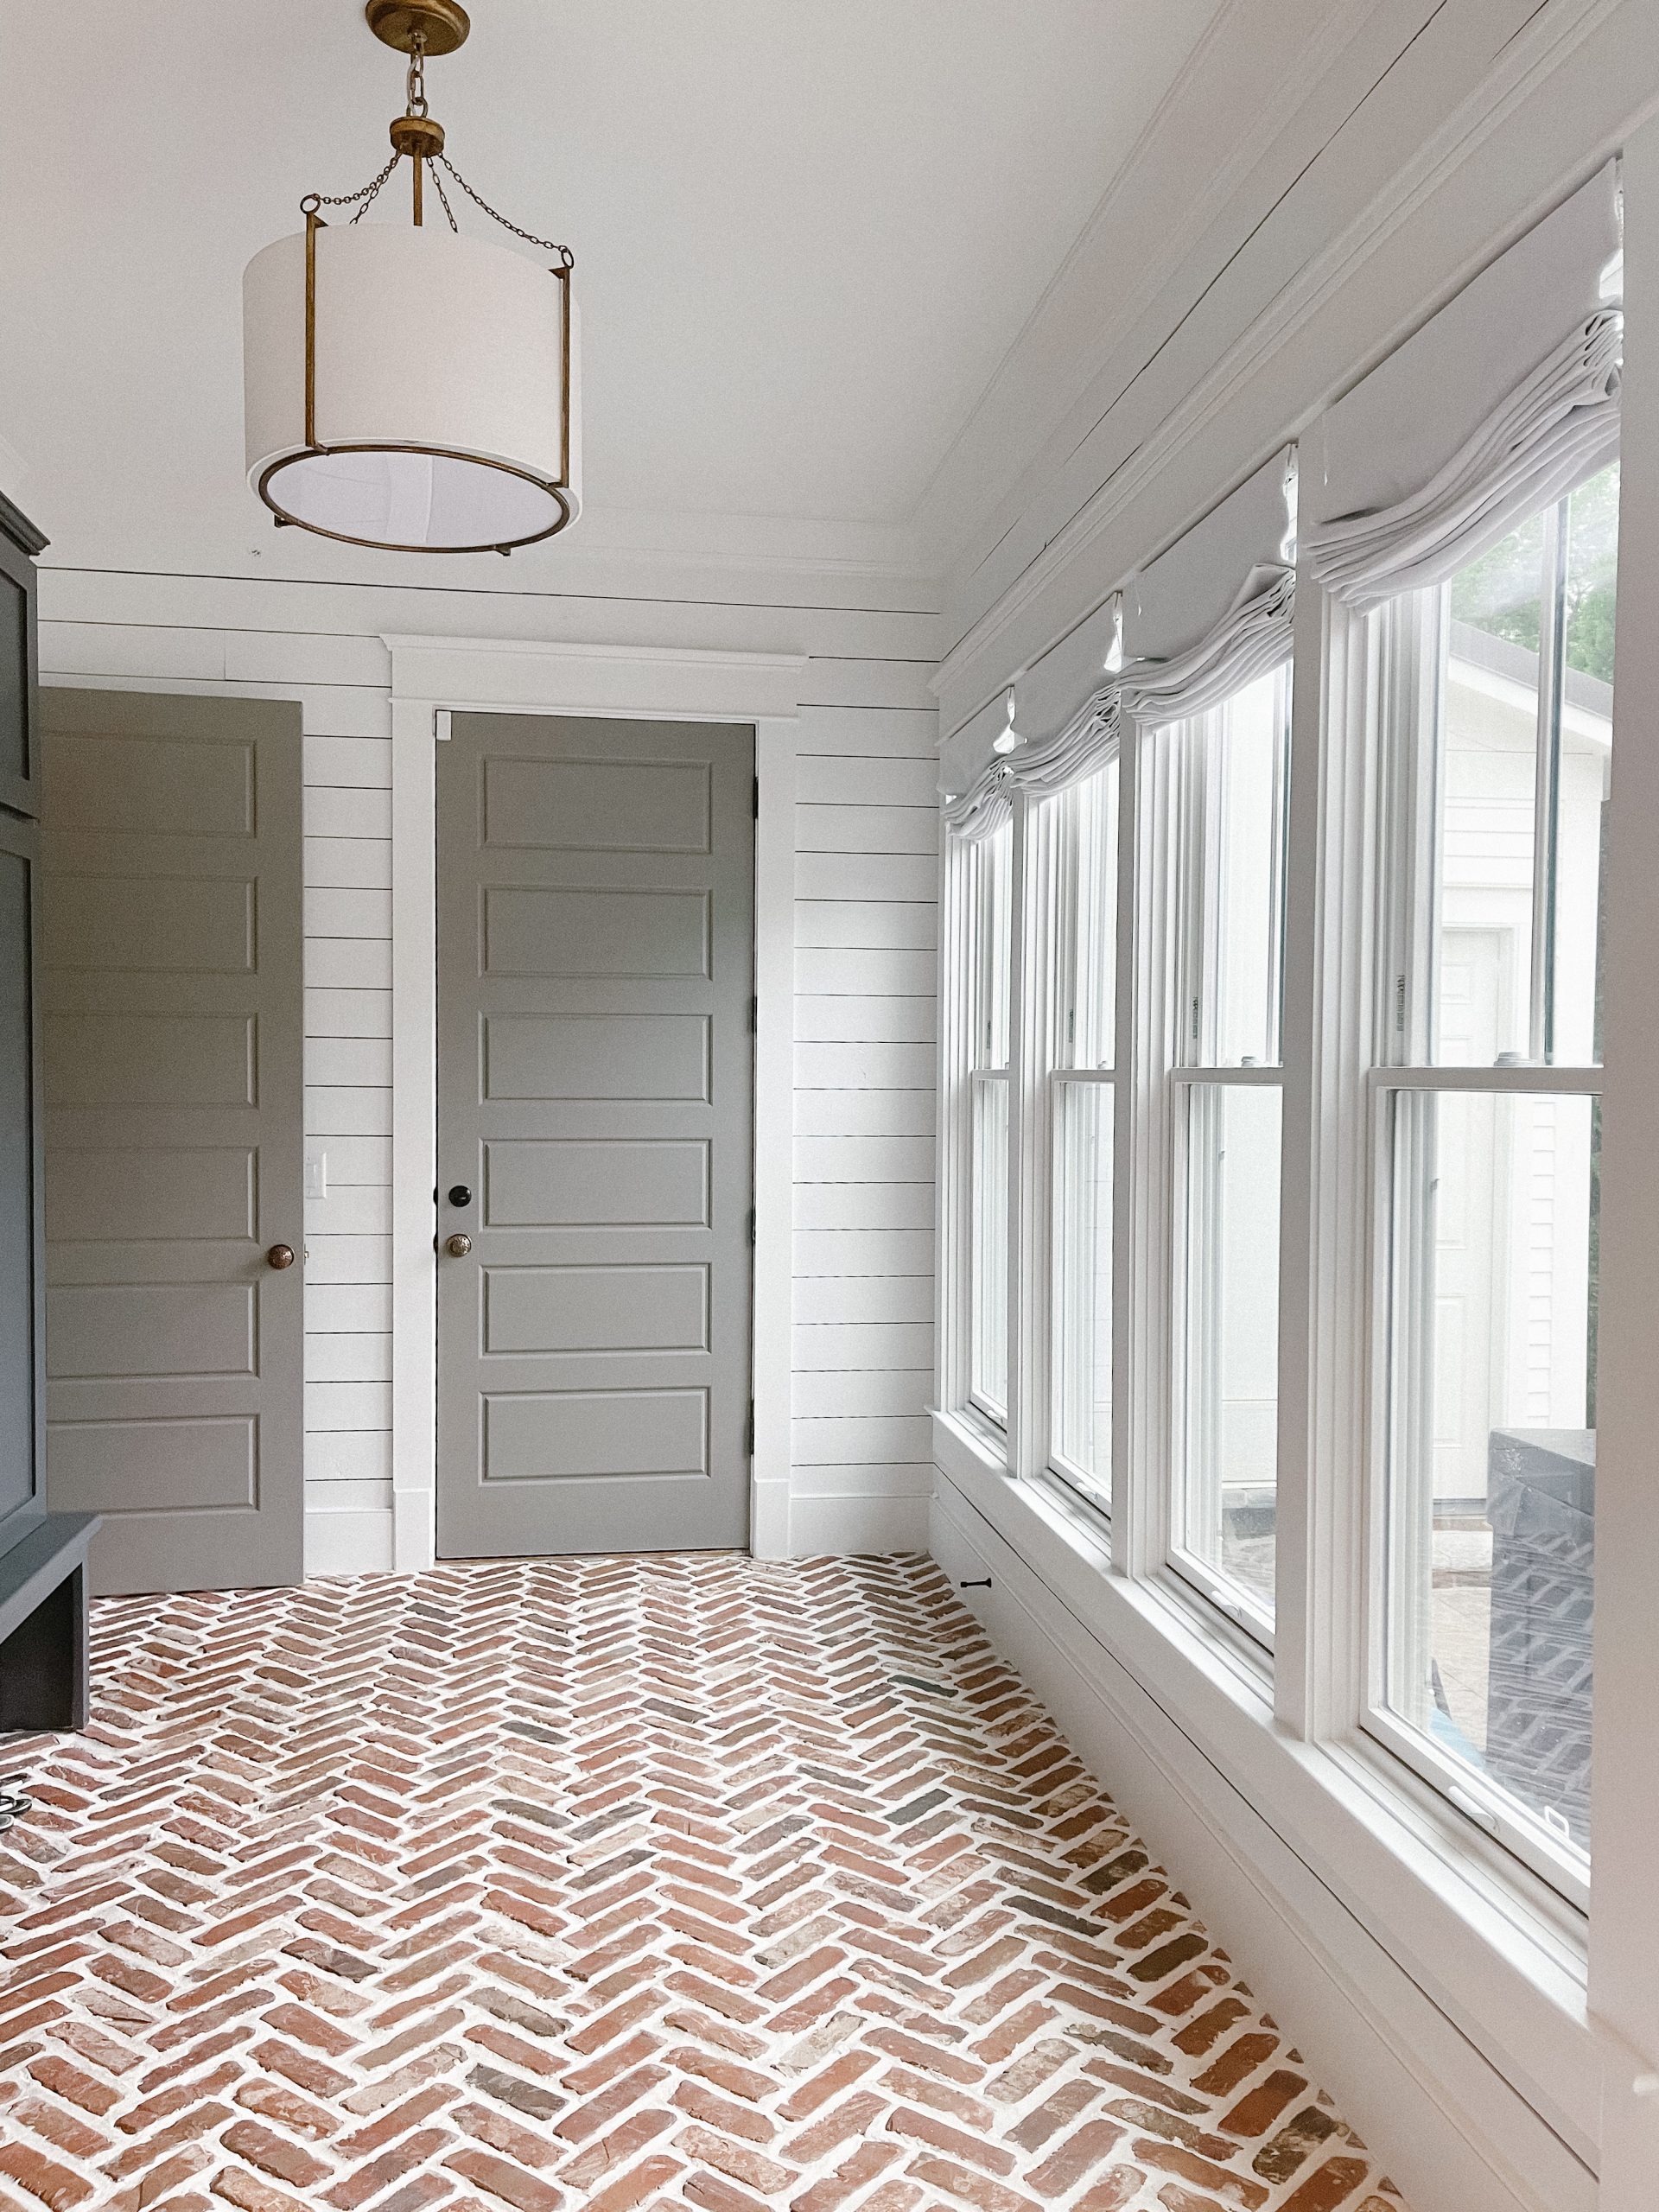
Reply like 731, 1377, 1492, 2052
243, 220, 581, 554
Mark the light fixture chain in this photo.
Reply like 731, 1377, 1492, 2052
301, 151, 401, 225
406, 29, 429, 118
429, 161, 461, 234
434, 155, 574, 267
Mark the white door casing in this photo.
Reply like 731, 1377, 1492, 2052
385, 637, 807, 1573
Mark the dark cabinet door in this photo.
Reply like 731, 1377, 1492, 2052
0, 492, 45, 819
0, 810, 43, 1550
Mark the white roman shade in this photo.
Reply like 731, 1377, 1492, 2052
1119, 448, 1297, 725
1304, 163, 1621, 609
942, 594, 1122, 841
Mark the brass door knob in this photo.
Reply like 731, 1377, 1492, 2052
267, 1243, 296, 1270
445, 1232, 473, 1258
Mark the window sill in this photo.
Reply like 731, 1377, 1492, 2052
929, 1406, 1599, 2174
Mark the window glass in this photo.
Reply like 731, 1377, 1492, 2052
970, 1073, 1009, 1417
1179, 1081, 1281, 1615
1190, 671, 1289, 1068
966, 822, 1013, 1422
1384, 1088, 1596, 1853
1433, 463, 1617, 1067
1064, 764, 1118, 1068
1053, 1080, 1112, 1501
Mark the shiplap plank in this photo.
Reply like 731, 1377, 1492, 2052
792, 1369, 933, 1418
794, 995, 935, 1046
792, 1277, 934, 1325
795, 900, 938, 950
304, 887, 391, 939
304, 786, 392, 839
793, 1229, 933, 1277
225, 631, 389, 688
792, 1462, 933, 1497
304, 1234, 392, 1285
305, 1085, 391, 1135
792, 1323, 934, 1371
794, 854, 936, 904
795, 1041, 934, 1090
306, 1186, 392, 1235
794, 1183, 934, 1231
304, 1332, 392, 1382
306, 939, 394, 989
304, 1430, 392, 1483
795, 948, 936, 996
304, 1381, 394, 1430
798, 660, 934, 712
797, 755, 938, 808
305, 735, 393, 788
305, 836, 392, 891
793, 1088, 936, 1137
796, 804, 938, 856
307, 988, 392, 1039
307, 1037, 393, 1088
309, 1136, 391, 1185
39, 567, 939, 660
306, 1284, 392, 1333
797, 707, 938, 756
791, 1416, 932, 1465
793, 1135, 934, 1182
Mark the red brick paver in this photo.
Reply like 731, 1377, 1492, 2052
0, 1554, 1407, 2209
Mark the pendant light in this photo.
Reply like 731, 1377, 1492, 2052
242, 1, 580, 556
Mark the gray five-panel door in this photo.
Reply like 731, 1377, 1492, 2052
40, 690, 305, 1594
437, 713, 755, 1556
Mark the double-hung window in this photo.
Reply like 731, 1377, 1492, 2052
1367, 464, 1616, 1885
1049, 762, 1118, 1511
965, 820, 1013, 1424
1164, 668, 1291, 1633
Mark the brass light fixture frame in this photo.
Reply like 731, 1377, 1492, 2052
253, 0, 576, 557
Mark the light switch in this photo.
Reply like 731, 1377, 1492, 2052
305, 1150, 328, 1201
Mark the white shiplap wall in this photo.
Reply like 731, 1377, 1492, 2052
35, 563, 938, 1573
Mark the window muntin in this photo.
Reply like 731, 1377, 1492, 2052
1371, 465, 1616, 1885
1050, 765, 1118, 1509
966, 823, 1013, 1424
1168, 666, 1291, 1630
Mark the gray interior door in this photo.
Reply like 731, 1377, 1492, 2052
438, 712, 755, 1557
40, 690, 305, 1594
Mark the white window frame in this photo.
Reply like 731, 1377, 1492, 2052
1353, 517, 1608, 1907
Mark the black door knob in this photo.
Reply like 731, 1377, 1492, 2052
448, 1185, 472, 1208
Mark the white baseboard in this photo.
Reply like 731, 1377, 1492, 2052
929, 1470, 1595, 2212
790, 1491, 930, 1554
304, 1507, 395, 1579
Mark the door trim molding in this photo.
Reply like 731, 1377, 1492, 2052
385, 634, 808, 1573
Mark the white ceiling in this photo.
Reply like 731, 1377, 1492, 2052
0, 1, 1229, 579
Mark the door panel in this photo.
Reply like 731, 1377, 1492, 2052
438, 713, 754, 1557
41, 690, 304, 1593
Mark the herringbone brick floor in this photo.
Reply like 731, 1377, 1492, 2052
0, 1553, 1408, 2212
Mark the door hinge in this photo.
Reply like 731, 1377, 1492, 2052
750, 993, 759, 1033
746, 1399, 755, 1455
747, 1206, 757, 1246
753, 774, 760, 820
